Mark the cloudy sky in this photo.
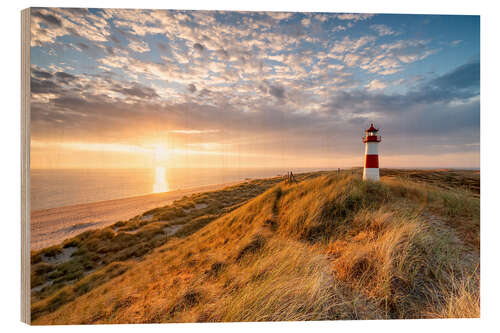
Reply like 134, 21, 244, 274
30, 8, 479, 169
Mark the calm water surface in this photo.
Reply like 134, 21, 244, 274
31, 167, 330, 210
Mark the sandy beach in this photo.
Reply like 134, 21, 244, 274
31, 181, 242, 251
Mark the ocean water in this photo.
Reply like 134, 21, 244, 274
31, 167, 329, 211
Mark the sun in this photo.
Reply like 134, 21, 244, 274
154, 144, 169, 162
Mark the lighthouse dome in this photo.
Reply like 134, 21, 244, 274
366, 123, 378, 132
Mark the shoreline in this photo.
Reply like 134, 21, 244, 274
31, 180, 244, 251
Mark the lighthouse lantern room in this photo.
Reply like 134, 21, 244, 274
362, 124, 381, 181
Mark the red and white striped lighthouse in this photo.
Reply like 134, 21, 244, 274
362, 124, 381, 181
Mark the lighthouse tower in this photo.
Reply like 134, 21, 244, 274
362, 124, 381, 181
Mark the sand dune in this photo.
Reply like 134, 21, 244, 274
31, 181, 242, 251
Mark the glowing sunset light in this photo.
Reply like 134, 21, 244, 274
29, 9, 479, 170
154, 144, 170, 162
153, 166, 168, 193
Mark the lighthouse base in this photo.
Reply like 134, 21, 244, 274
363, 168, 380, 181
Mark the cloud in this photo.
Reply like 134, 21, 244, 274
169, 129, 220, 134
193, 43, 205, 52
31, 77, 60, 94
30, 66, 162, 103
187, 83, 197, 93
128, 40, 150, 53
430, 61, 479, 91
301, 18, 311, 27
365, 79, 387, 91
111, 83, 159, 98
331, 25, 347, 32
32, 68, 53, 79
55, 71, 77, 81
344, 54, 362, 67
370, 24, 395, 36
104, 45, 115, 55
326, 60, 480, 118
77, 42, 89, 50
31, 8, 110, 46
314, 14, 330, 22
331, 36, 376, 54
267, 83, 286, 99
267, 12, 294, 21
32, 11, 62, 27
30, 62, 480, 164
353, 39, 439, 75
335, 13, 374, 21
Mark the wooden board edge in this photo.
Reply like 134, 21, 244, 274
21, 7, 31, 325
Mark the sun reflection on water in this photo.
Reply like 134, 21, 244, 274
153, 166, 169, 193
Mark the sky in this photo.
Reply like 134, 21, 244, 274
30, 8, 480, 169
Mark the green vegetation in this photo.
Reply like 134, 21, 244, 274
31, 169, 479, 324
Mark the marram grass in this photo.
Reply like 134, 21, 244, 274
31, 170, 479, 324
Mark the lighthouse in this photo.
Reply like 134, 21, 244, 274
362, 124, 381, 181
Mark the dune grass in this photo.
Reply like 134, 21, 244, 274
30, 173, 318, 319
31, 170, 479, 324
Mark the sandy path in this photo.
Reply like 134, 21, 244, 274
31, 181, 242, 251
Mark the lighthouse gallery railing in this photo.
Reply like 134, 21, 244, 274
362, 135, 381, 143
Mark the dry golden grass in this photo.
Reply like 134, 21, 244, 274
30, 175, 290, 312
31, 170, 480, 324
426, 267, 480, 318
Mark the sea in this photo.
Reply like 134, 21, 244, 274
31, 167, 332, 211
